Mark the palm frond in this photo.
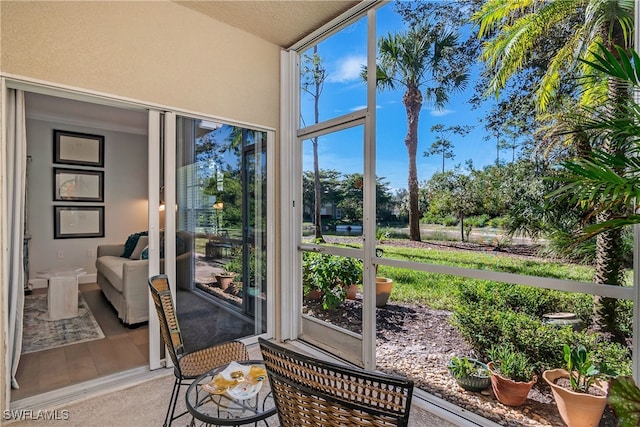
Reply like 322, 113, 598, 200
549, 150, 640, 219
472, 0, 535, 38
481, 0, 577, 98
580, 43, 640, 85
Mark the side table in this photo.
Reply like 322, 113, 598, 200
37, 267, 86, 320
185, 360, 277, 426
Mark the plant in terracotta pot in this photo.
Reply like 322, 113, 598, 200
542, 344, 616, 427
301, 252, 345, 310
448, 356, 490, 392
487, 343, 537, 406
215, 270, 235, 290
335, 256, 362, 300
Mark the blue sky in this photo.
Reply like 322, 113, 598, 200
300, 3, 501, 192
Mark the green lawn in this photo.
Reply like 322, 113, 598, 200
375, 243, 596, 310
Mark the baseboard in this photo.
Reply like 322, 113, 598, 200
28, 279, 47, 290
79, 273, 96, 284
29, 273, 96, 289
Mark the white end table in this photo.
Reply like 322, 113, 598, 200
37, 267, 86, 320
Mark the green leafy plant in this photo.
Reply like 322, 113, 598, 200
302, 252, 362, 310
563, 344, 616, 393
488, 343, 535, 383
448, 356, 488, 379
608, 376, 640, 427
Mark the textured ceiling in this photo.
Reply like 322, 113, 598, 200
174, 0, 360, 48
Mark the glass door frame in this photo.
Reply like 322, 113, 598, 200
280, 6, 379, 369
162, 113, 275, 351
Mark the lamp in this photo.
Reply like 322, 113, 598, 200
159, 186, 165, 211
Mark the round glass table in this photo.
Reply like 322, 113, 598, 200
185, 360, 277, 426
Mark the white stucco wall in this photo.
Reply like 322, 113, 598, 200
1, 0, 280, 128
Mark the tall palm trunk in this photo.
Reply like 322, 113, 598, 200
404, 85, 422, 241
591, 67, 627, 344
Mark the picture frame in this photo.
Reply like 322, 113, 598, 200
53, 168, 104, 202
54, 130, 104, 167
54, 206, 104, 239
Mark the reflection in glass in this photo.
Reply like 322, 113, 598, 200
174, 117, 267, 351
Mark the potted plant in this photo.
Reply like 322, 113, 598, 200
542, 344, 616, 427
302, 252, 344, 309
336, 257, 362, 300
448, 356, 490, 392
215, 270, 235, 290
373, 248, 394, 307
487, 343, 537, 406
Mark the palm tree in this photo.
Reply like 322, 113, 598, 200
369, 24, 468, 241
474, 0, 634, 342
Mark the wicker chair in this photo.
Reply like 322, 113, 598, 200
258, 337, 414, 427
148, 274, 249, 427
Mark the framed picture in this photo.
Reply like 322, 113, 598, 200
54, 130, 104, 167
53, 168, 104, 202
54, 206, 104, 239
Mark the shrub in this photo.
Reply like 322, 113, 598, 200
467, 214, 489, 228
442, 215, 459, 227
451, 281, 631, 374
422, 212, 458, 226
488, 216, 509, 228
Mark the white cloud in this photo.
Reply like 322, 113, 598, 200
429, 109, 454, 117
328, 55, 367, 83
348, 105, 382, 112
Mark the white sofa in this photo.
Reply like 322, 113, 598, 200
95, 231, 192, 325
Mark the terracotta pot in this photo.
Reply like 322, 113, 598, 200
345, 284, 359, 300
215, 274, 234, 290
306, 289, 323, 301
375, 277, 394, 307
542, 369, 607, 427
487, 362, 537, 406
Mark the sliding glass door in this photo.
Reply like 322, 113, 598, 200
167, 116, 268, 351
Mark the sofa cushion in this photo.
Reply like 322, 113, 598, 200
121, 231, 148, 258
159, 233, 187, 257
96, 256, 126, 292
130, 236, 149, 259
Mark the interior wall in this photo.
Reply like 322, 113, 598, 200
0, 0, 280, 129
26, 118, 148, 281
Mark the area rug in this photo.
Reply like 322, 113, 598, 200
22, 293, 105, 354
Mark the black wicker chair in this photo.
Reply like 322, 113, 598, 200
149, 274, 249, 427
259, 337, 414, 427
